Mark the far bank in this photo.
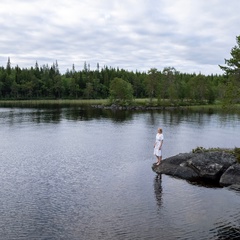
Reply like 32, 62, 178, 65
0, 99, 239, 113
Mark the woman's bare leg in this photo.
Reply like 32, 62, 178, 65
156, 156, 160, 165
157, 156, 162, 165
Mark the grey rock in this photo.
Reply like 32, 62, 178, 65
186, 151, 236, 181
152, 153, 199, 181
152, 150, 238, 186
220, 164, 240, 186
227, 184, 240, 192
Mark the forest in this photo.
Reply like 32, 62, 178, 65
0, 35, 239, 106
0, 59, 226, 103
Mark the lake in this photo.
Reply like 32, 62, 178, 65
1, 106, 240, 240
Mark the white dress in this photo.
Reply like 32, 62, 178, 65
154, 133, 164, 157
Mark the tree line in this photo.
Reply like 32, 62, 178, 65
0, 59, 224, 103
0, 35, 239, 105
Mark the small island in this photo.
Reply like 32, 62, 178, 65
152, 147, 240, 187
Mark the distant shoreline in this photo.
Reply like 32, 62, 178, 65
0, 99, 239, 112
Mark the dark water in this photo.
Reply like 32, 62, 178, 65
1, 107, 240, 240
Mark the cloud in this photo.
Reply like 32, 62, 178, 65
0, 0, 239, 74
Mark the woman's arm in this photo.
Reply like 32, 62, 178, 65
159, 140, 163, 150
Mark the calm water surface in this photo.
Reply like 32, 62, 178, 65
1, 107, 240, 240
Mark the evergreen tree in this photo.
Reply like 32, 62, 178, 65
219, 35, 240, 78
219, 35, 240, 105
145, 68, 159, 102
6, 57, 11, 75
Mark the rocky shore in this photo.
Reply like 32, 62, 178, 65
152, 148, 240, 187
91, 104, 183, 111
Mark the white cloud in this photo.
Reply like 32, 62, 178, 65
0, 0, 239, 74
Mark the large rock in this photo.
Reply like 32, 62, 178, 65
152, 149, 238, 186
220, 164, 240, 186
152, 153, 199, 181
186, 151, 236, 181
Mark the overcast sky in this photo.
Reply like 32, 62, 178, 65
0, 0, 239, 75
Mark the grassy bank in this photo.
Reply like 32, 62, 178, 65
192, 146, 240, 163
0, 99, 239, 112
0, 99, 109, 107
0, 98, 159, 107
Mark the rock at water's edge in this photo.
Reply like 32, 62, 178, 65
220, 164, 240, 186
152, 153, 199, 181
186, 151, 236, 181
152, 150, 238, 186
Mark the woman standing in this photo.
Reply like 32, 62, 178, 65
154, 128, 164, 165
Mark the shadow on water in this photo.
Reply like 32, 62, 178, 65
187, 179, 223, 189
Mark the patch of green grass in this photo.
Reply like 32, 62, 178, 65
192, 146, 234, 154
192, 146, 240, 163
192, 146, 207, 153
0, 99, 109, 107
234, 147, 240, 163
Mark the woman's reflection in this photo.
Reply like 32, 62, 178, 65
154, 174, 163, 209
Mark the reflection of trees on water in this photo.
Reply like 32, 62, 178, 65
148, 110, 215, 126
3, 107, 240, 126
64, 107, 134, 122
52, 108, 240, 125
153, 174, 162, 209
2, 108, 63, 125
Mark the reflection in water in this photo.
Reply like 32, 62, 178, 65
1, 106, 240, 127
0, 107, 136, 124
211, 223, 240, 240
154, 174, 162, 209
0, 108, 63, 124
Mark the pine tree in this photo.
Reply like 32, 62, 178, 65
219, 35, 240, 78
219, 35, 240, 106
